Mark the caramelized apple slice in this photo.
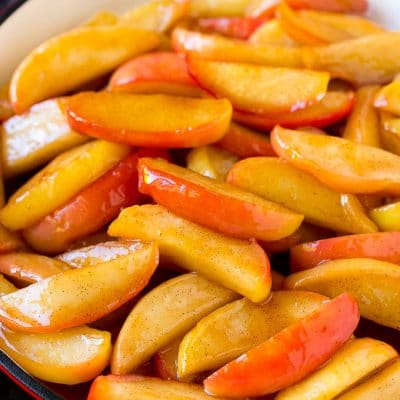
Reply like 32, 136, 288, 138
276, 338, 398, 400
0, 241, 158, 332
112, 273, 237, 374
227, 157, 377, 234
285, 258, 400, 330
1, 98, 88, 178
178, 291, 328, 378
109, 205, 271, 303
188, 57, 329, 114
272, 126, 400, 195
0, 140, 129, 231
10, 26, 160, 113
204, 293, 359, 397
67, 92, 232, 148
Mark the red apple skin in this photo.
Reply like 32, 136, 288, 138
204, 293, 360, 397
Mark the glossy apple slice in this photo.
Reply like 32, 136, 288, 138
0, 140, 129, 231
204, 293, 359, 397
138, 158, 303, 241
109, 52, 202, 97
291, 232, 400, 271
0, 240, 158, 332
227, 157, 377, 234
112, 273, 237, 374
216, 122, 275, 157
109, 205, 271, 303
285, 258, 400, 330
272, 126, 400, 195
10, 26, 160, 113
250, 20, 299, 47
1, 98, 89, 178
233, 91, 354, 130
67, 92, 232, 148
178, 291, 328, 378
276, 338, 398, 400
342, 86, 380, 147
375, 81, 400, 116
188, 57, 329, 114
0, 84, 13, 121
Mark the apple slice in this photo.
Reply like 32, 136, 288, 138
67, 92, 232, 148
88, 375, 234, 400
0, 240, 158, 332
303, 33, 400, 86
227, 157, 377, 234
0, 275, 17, 296
10, 26, 160, 113
0, 140, 129, 231
291, 232, 400, 271
204, 293, 359, 397
233, 91, 354, 130
272, 126, 400, 195
375, 81, 400, 116
112, 273, 237, 374
187, 146, 238, 181
109, 52, 203, 97
336, 359, 400, 400
178, 291, 328, 378
342, 86, 380, 147
138, 158, 303, 241
276, 338, 398, 400
1, 98, 89, 178
0, 83, 13, 122
250, 20, 299, 47
172, 25, 304, 67
285, 258, 400, 330
109, 205, 271, 302
188, 57, 329, 114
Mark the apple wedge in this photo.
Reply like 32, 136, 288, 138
276, 338, 398, 400
112, 273, 237, 374
233, 91, 354, 130
188, 57, 329, 114
272, 126, 400, 195
109, 52, 203, 97
67, 92, 232, 148
204, 293, 359, 397
0, 140, 129, 231
1, 98, 89, 178
285, 258, 400, 330
0, 240, 158, 332
109, 205, 271, 302
10, 26, 160, 113
178, 291, 328, 378
291, 232, 400, 271
227, 157, 377, 234
138, 158, 303, 241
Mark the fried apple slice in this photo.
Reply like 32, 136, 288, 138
138, 158, 303, 241
227, 157, 377, 234
1, 98, 89, 178
272, 126, 400, 195
108, 205, 271, 303
0, 140, 129, 231
188, 57, 329, 114
67, 92, 232, 148
10, 26, 160, 113
112, 273, 238, 374
285, 258, 400, 330
178, 291, 328, 378
276, 338, 398, 400
0, 241, 158, 332
204, 293, 359, 397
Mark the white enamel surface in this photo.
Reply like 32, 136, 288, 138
0, 0, 399, 85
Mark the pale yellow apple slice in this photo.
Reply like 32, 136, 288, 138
178, 290, 328, 378
276, 338, 398, 399
10, 26, 160, 112
108, 204, 271, 303
111, 273, 238, 375
285, 258, 400, 330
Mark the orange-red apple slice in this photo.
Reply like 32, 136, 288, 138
67, 92, 232, 148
